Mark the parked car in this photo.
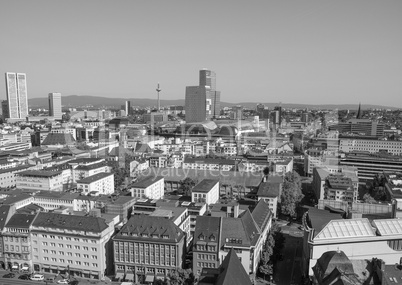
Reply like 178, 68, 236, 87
3, 272, 15, 278
46, 276, 55, 283
30, 274, 45, 281
57, 279, 69, 284
19, 274, 30, 280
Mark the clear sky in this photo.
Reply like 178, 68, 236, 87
1, 0, 401, 106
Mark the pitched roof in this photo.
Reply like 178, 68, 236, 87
192, 179, 219, 193
0, 205, 12, 230
6, 213, 37, 228
221, 210, 260, 248
114, 214, 185, 243
194, 216, 221, 244
314, 219, 376, 240
75, 162, 106, 171
256, 182, 280, 198
131, 176, 164, 188
215, 248, 252, 285
41, 133, 76, 146
251, 199, 272, 232
16, 170, 62, 178
33, 212, 109, 233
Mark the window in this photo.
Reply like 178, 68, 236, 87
58, 244, 64, 248
76, 261, 81, 265
83, 246, 88, 251
92, 263, 98, 267
68, 260, 73, 264
91, 247, 97, 252
60, 259, 65, 263
51, 250, 56, 254
75, 253, 80, 257
59, 251, 64, 255
66, 245, 72, 249
43, 242, 48, 246
44, 257, 49, 261
84, 262, 89, 266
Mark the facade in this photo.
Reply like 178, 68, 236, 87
192, 200, 272, 279
329, 119, 385, 137
183, 157, 236, 171
2, 213, 36, 271
77, 172, 115, 195
73, 162, 109, 183
0, 165, 32, 188
112, 215, 186, 284
48, 93, 62, 120
323, 174, 358, 205
16, 170, 64, 192
191, 179, 220, 206
185, 69, 221, 123
5, 72, 28, 119
256, 182, 281, 218
125, 101, 131, 116
31, 212, 114, 280
339, 138, 402, 155
130, 176, 165, 200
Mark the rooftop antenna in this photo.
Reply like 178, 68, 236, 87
156, 83, 162, 111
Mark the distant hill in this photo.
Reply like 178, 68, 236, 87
28, 95, 399, 110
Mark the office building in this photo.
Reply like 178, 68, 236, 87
48, 93, 62, 120
5, 72, 29, 119
112, 215, 186, 283
125, 101, 131, 116
185, 69, 221, 123
329, 119, 385, 137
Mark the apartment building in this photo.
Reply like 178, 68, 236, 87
129, 176, 164, 200
73, 162, 109, 183
31, 212, 115, 280
77, 172, 114, 196
191, 179, 220, 206
183, 158, 236, 171
0, 165, 32, 188
112, 215, 186, 284
16, 170, 63, 192
2, 213, 36, 271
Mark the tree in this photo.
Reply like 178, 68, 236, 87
363, 193, 376, 203
179, 177, 198, 196
280, 171, 304, 218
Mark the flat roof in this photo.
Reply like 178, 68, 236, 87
17, 170, 62, 177
192, 179, 219, 193
77, 172, 113, 184
131, 176, 164, 188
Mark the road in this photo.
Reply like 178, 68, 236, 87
273, 223, 304, 285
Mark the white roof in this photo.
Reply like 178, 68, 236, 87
373, 219, 402, 236
315, 218, 376, 240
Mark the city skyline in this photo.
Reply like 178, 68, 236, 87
0, 1, 401, 107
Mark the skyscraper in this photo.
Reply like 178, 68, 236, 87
5, 72, 28, 119
48, 93, 62, 120
125, 101, 131, 116
185, 69, 221, 123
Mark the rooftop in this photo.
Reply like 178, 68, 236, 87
314, 218, 376, 240
17, 170, 62, 178
131, 176, 164, 188
77, 172, 113, 184
192, 179, 219, 193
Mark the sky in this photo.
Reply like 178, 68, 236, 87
0, 0, 401, 107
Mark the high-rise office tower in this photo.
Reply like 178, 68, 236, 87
5, 72, 29, 119
125, 101, 131, 116
48, 93, 62, 120
185, 69, 221, 123
273, 106, 282, 125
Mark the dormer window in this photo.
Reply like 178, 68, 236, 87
198, 234, 205, 241
209, 234, 216, 242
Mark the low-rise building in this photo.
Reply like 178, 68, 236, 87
16, 170, 64, 192
0, 165, 32, 188
129, 176, 164, 200
77, 172, 115, 196
192, 179, 220, 206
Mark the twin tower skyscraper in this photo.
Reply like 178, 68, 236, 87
185, 69, 221, 123
4, 72, 62, 120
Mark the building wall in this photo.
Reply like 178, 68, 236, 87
16, 174, 63, 191
77, 174, 114, 195
185, 86, 207, 123
130, 179, 165, 200
340, 138, 402, 155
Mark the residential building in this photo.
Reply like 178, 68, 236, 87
185, 69, 221, 123
5, 72, 28, 120
198, 248, 253, 285
73, 161, 109, 183
31, 212, 115, 279
112, 215, 186, 283
256, 182, 281, 218
193, 216, 221, 276
2, 213, 36, 271
16, 170, 63, 192
191, 179, 220, 206
193, 200, 272, 279
129, 176, 164, 200
77, 172, 115, 196
323, 174, 358, 204
183, 158, 236, 172
0, 165, 32, 188
48, 93, 62, 120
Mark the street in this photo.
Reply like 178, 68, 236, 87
273, 222, 304, 285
